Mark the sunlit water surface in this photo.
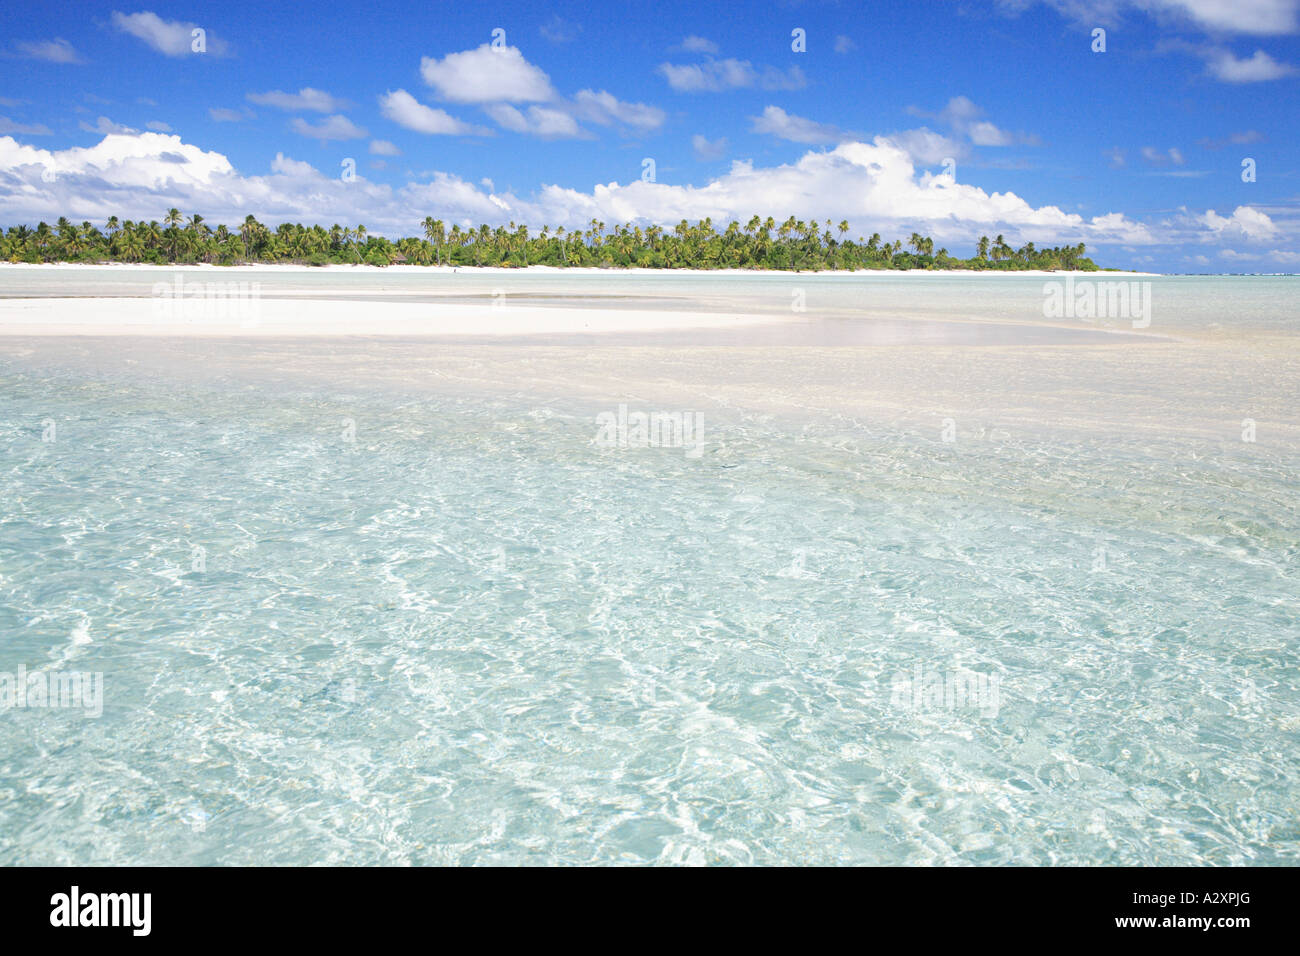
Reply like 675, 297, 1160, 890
0, 272, 1297, 865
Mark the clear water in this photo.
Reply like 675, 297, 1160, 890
0, 272, 1297, 865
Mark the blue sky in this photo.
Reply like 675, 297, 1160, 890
1, 0, 1297, 271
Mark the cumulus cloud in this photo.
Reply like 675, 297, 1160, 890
0, 132, 240, 225
145, 120, 172, 132
1202, 205, 1279, 241
111, 11, 228, 57
886, 128, 968, 166
379, 90, 487, 136
658, 58, 806, 92
79, 116, 136, 135
908, 96, 1040, 147
1204, 48, 1297, 81
289, 114, 367, 142
14, 38, 83, 63
420, 44, 555, 103
692, 134, 728, 160
1149, 0, 1299, 34
247, 88, 351, 112
407, 44, 666, 142
369, 139, 401, 156
678, 36, 720, 54
1008, 0, 1300, 36
0, 130, 1173, 251
751, 106, 853, 145
485, 104, 585, 139
570, 90, 665, 131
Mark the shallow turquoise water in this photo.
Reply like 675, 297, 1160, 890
1, 349, 1297, 865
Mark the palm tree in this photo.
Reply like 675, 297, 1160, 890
118, 228, 144, 262
61, 223, 84, 258
240, 215, 264, 260
0, 210, 1103, 271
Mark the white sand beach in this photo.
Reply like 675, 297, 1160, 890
0, 262, 1158, 338
0, 296, 788, 337
0, 267, 1294, 444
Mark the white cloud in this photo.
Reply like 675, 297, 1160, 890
658, 58, 806, 92
512, 140, 1157, 247
1204, 48, 1297, 81
570, 90, 665, 131
834, 35, 857, 53
692, 134, 728, 160
289, 115, 367, 142
1147, 0, 1299, 35
0, 132, 241, 225
1140, 145, 1186, 165
0, 117, 52, 135
247, 88, 350, 112
1012, 1, 1300, 36
369, 139, 401, 156
909, 96, 1040, 148
1203, 205, 1279, 241
679, 36, 719, 54
111, 11, 227, 57
751, 106, 852, 145
14, 38, 83, 63
420, 44, 555, 103
0, 130, 1175, 251
79, 116, 136, 135
886, 128, 968, 166
484, 104, 585, 139
146, 120, 171, 132
208, 108, 246, 123
269, 153, 316, 178
379, 90, 487, 136
967, 121, 1015, 146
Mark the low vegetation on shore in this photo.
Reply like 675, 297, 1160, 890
3, 210, 1101, 271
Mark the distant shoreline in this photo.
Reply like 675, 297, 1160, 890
0, 262, 1164, 278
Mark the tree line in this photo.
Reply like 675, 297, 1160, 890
1, 210, 1100, 271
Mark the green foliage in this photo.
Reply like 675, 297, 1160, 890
0, 214, 1104, 271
